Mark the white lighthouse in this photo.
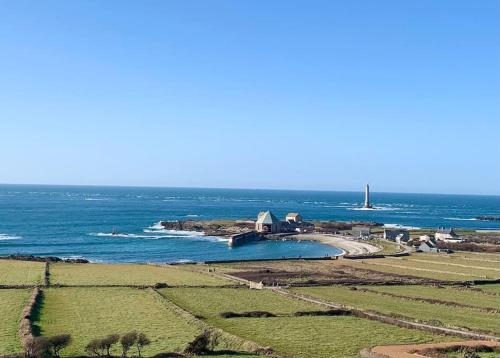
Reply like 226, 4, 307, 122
363, 184, 372, 209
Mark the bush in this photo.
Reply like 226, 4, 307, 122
219, 311, 276, 318
120, 331, 138, 358
136, 333, 151, 357
47, 334, 71, 358
183, 330, 220, 356
24, 336, 50, 358
85, 339, 106, 357
294, 309, 351, 317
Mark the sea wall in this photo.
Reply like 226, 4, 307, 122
228, 231, 263, 247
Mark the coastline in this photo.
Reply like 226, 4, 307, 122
292, 233, 381, 256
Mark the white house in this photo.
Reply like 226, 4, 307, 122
435, 228, 461, 242
286, 212, 302, 224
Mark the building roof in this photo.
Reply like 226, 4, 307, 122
420, 240, 436, 248
286, 212, 300, 218
256, 210, 280, 224
436, 228, 457, 235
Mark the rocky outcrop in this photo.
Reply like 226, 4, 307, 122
476, 216, 500, 221
160, 220, 254, 236
0, 255, 89, 263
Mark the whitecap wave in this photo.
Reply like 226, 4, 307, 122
145, 222, 205, 236
383, 223, 421, 230
0, 234, 21, 241
444, 217, 477, 221
186, 214, 200, 217
84, 198, 109, 201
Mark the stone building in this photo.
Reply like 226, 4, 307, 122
286, 213, 302, 224
255, 211, 281, 233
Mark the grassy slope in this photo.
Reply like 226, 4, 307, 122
479, 284, 500, 295
366, 285, 500, 310
0, 289, 31, 354
291, 286, 500, 335
50, 263, 231, 286
162, 288, 450, 358
0, 260, 45, 285
37, 287, 200, 356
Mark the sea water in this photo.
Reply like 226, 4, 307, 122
0, 185, 498, 262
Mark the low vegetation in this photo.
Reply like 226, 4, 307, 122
162, 287, 450, 358
49, 263, 232, 286
291, 286, 500, 335
365, 285, 500, 311
0, 289, 32, 355
0, 259, 45, 285
36, 288, 200, 356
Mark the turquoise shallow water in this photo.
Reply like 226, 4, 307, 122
0, 185, 498, 262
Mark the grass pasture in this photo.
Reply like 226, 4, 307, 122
0, 289, 32, 355
162, 287, 451, 358
366, 285, 500, 311
0, 259, 45, 285
342, 253, 500, 280
50, 263, 232, 286
37, 287, 200, 356
477, 283, 500, 295
291, 286, 500, 335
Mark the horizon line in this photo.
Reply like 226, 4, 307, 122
0, 182, 499, 197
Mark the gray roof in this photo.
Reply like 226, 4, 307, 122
256, 211, 279, 224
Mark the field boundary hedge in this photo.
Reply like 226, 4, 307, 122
18, 287, 41, 351
273, 288, 500, 341
153, 289, 280, 356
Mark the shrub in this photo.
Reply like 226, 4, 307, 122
24, 336, 50, 358
219, 311, 276, 318
102, 334, 120, 357
47, 334, 71, 358
120, 332, 138, 358
85, 339, 106, 357
136, 333, 151, 358
183, 330, 220, 356
294, 309, 351, 317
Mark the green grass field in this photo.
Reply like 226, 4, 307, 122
366, 285, 500, 310
0, 289, 32, 355
370, 239, 402, 254
291, 286, 500, 335
477, 284, 500, 295
50, 263, 232, 286
161, 287, 452, 358
0, 260, 45, 285
37, 287, 200, 356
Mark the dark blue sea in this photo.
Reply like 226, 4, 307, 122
0, 185, 498, 263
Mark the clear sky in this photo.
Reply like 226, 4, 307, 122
0, 1, 499, 195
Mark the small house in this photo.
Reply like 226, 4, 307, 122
352, 226, 371, 240
255, 211, 281, 233
418, 240, 438, 252
435, 228, 460, 242
383, 229, 409, 243
286, 212, 302, 224
419, 234, 433, 242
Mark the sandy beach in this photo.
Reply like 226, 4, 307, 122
295, 233, 381, 256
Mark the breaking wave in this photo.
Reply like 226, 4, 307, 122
0, 234, 22, 241
444, 217, 477, 221
383, 223, 421, 230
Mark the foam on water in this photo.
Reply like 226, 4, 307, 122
0, 234, 21, 241
444, 217, 477, 221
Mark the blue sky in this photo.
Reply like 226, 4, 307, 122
0, 1, 498, 195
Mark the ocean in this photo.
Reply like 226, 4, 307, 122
0, 184, 498, 263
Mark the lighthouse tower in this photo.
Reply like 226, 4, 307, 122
363, 184, 372, 209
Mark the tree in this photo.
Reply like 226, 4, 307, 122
135, 333, 151, 358
48, 334, 71, 358
183, 330, 219, 356
120, 332, 137, 358
85, 339, 106, 357
102, 334, 120, 357
25, 336, 50, 358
